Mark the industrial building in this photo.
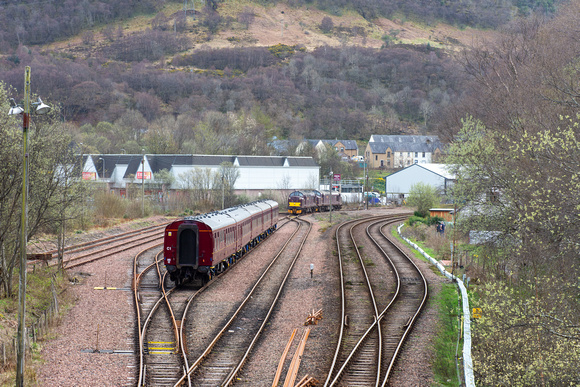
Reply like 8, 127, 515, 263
385, 163, 455, 199
81, 154, 320, 197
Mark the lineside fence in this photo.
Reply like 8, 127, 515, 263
397, 223, 475, 387
1, 275, 59, 369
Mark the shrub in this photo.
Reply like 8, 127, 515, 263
94, 191, 126, 218
402, 221, 429, 241
125, 200, 152, 219
408, 215, 428, 226
428, 215, 444, 225
320, 16, 334, 33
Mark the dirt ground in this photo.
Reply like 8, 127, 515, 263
31, 207, 446, 386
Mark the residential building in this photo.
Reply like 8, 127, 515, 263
364, 135, 443, 169
297, 139, 359, 159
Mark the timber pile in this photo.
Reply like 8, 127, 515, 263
304, 309, 323, 326
283, 328, 310, 387
294, 374, 319, 386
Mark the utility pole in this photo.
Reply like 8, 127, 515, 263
329, 171, 333, 223
99, 157, 106, 190
16, 66, 31, 387
11, 66, 50, 387
141, 150, 145, 218
366, 173, 369, 210
80, 143, 85, 229
363, 158, 366, 210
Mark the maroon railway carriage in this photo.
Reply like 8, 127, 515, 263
164, 200, 278, 285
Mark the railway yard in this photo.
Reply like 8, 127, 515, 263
34, 207, 449, 386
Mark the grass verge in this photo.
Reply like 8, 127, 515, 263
432, 283, 461, 386
0, 268, 72, 386
389, 222, 461, 386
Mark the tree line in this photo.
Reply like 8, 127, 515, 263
0, 42, 464, 159
0, 84, 84, 297
442, 4, 580, 384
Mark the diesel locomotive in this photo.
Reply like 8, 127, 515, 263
287, 190, 342, 215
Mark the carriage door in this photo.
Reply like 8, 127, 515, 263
177, 224, 199, 268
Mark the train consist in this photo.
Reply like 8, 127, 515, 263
164, 200, 278, 285
287, 190, 342, 215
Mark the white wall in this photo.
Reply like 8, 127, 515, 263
171, 165, 319, 191
237, 167, 318, 190
386, 164, 447, 198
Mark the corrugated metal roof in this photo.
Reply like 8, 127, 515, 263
190, 155, 236, 165
286, 157, 318, 167
386, 163, 456, 180
418, 163, 455, 179
124, 158, 142, 178
236, 156, 285, 167
87, 154, 319, 178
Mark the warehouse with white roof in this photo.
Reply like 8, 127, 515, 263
385, 163, 456, 199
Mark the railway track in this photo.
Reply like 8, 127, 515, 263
330, 216, 385, 386
133, 217, 296, 386
133, 247, 194, 386
324, 214, 426, 387
371, 219, 428, 386
32, 223, 168, 269
175, 217, 311, 386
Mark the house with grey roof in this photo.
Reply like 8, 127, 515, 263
364, 135, 443, 169
81, 154, 320, 197
295, 139, 359, 160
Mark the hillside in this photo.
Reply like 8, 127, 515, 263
0, 1, 504, 165
44, 2, 495, 59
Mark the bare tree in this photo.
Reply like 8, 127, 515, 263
218, 162, 240, 208
0, 88, 84, 295
178, 167, 219, 211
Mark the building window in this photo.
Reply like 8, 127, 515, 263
422, 152, 425, 157
380, 160, 384, 167
375, 155, 378, 161
387, 151, 390, 157
415, 152, 418, 157
341, 147, 344, 152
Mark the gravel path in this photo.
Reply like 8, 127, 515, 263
35, 208, 444, 386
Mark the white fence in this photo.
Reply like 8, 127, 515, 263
397, 224, 475, 387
